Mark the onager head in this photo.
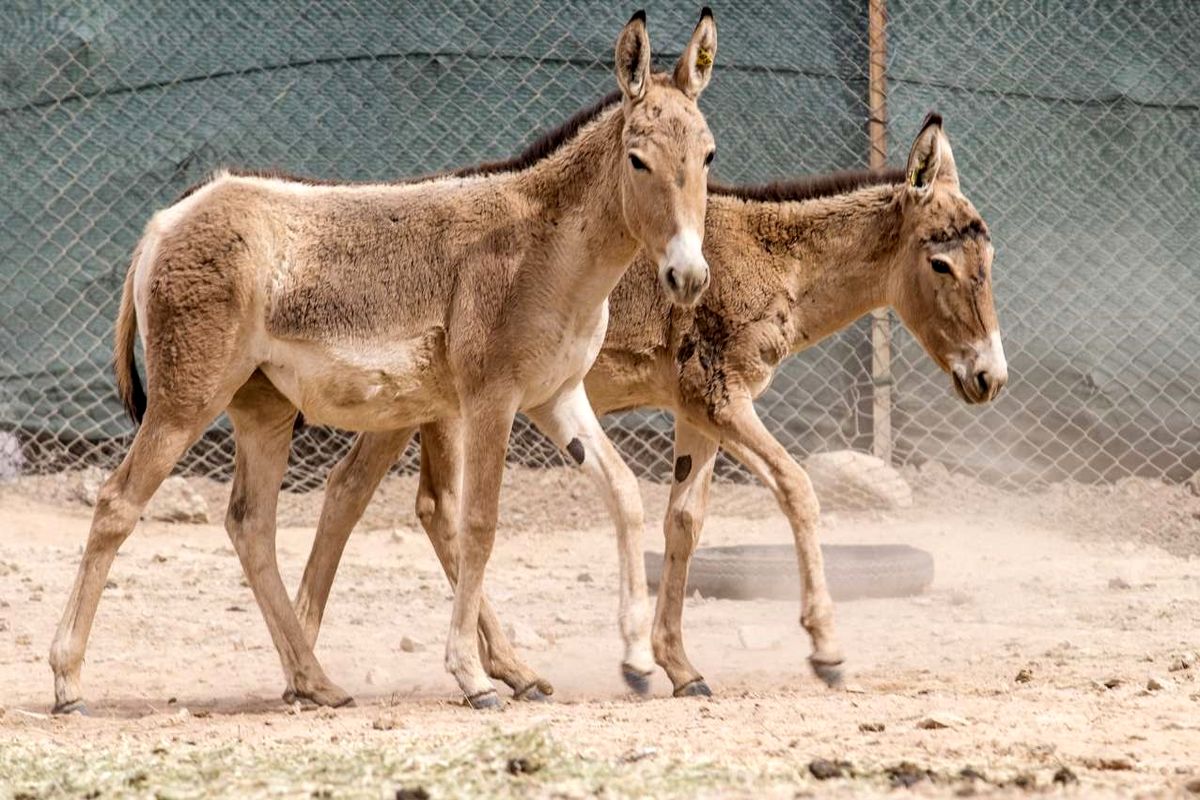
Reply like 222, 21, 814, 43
614, 9, 717, 307
888, 114, 1007, 404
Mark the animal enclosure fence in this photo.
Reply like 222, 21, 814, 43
1, 1, 1197, 490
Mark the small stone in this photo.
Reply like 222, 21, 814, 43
576, 572, 593, 583
1168, 653, 1195, 672
620, 746, 657, 763
372, 713, 399, 731
1084, 755, 1134, 771
1183, 777, 1200, 794
506, 622, 547, 651
152, 554, 168, 564
808, 759, 851, 780
0, 619, 8, 632
1053, 766, 1078, 785
1147, 675, 1172, 691
886, 762, 930, 788
1108, 577, 1132, 590
554, 611, 571, 624
73, 466, 107, 506
395, 788, 429, 800
1185, 470, 1200, 498
1015, 668, 1034, 684
858, 722, 885, 733
399, 636, 425, 653
917, 712, 967, 730
506, 756, 541, 775
959, 766, 986, 783
1102, 677, 1123, 689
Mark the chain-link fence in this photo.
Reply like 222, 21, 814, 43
2, 2, 1198, 492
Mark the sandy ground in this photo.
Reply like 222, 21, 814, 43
1, 467, 1199, 798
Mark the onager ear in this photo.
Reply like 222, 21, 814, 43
673, 7, 717, 99
615, 10, 652, 102
905, 112, 960, 195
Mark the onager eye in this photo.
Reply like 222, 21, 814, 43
931, 256, 953, 275
629, 154, 650, 172
704, 150, 715, 167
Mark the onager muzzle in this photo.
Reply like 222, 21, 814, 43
659, 227, 710, 306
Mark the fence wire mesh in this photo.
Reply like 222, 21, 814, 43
1, 2, 1197, 494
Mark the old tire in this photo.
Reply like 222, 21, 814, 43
644, 544, 934, 602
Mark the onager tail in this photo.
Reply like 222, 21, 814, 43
114, 244, 147, 425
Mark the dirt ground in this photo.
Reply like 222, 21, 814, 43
1, 465, 1199, 798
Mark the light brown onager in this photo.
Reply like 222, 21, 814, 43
48, 9, 720, 713
291, 114, 1007, 699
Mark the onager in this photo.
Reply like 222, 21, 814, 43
49, 9, 720, 714
291, 114, 1007, 699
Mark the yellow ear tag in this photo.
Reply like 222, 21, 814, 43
908, 158, 925, 187
696, 47, 713, 68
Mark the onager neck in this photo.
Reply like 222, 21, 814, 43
737, 183, 902, 352
515, 107, 640, 313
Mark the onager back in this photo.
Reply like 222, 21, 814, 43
290, 114, 1007, 700
49, 9, 720, 713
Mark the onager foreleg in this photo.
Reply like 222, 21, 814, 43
651, 418, 719, 696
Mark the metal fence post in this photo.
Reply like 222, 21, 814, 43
867, 0, 892, 465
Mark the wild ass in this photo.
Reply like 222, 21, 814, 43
49, 9, 720, 714
290, 114, 1007, 699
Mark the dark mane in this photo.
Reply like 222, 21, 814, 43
174, 90, 623, 203
708, 167, 906, 204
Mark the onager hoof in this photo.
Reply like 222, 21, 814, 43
282, 684, 355, 708
673, 679, 712, 698
52, 699, 89, 716
513, 681, 554, 703
621, 664, 653, 696
809, 657, 845, 689
466, 690, 503, 710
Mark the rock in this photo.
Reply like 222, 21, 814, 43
1184, 777, 1200, 795
886, 762, 931, 788
917, 712, 967, 730
0, 432, 24, 482
808, 759, 851, 780
1102, 677, 1123, 689
1084, 755, 1134, 771
1108, 577, 1132, 590
1185, 470, 1200, 498
73, 466, 107, 505
145, 477, 209, 523
395, 787, 429, 800
576, 572, 593, 583
858, 722, 885, 733
399, 636, 425, 653
802, 450, 913, 510
506, 621, 547, 651
506, 757, 541, 775
1015, 668, 1034, 684
1146, 675, 1172, 691
0, 619, 7, 632
1053, 766, 1078, 785
554, 611, 571, 624
959, 766, 987, 783
372, 713, 399, 731
1168, 653, 1195, 672
736, 625, 781, 650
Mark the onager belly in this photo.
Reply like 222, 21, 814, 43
260, 329, 457, 431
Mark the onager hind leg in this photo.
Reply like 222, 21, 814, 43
716, 399, 844, 688
652, 420, 719, 697
225, 375, 351, 708
528, 384, 655, 694
294, 428, 416, 647
416, 420, 552, 701
49, 410, 213, 714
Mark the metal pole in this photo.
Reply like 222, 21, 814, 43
868, 0, 892, 463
